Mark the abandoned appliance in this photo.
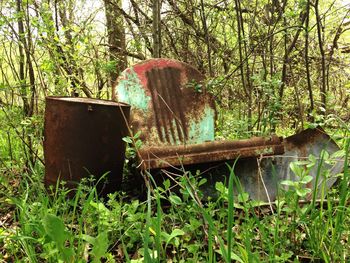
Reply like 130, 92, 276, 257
44, 58, 343, 201
114, 58, 343, 201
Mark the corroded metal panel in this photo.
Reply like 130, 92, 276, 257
139, 135, 284, 170
44, 97, 130, 195
144, 128, 343, 202
115, 59, 342, 201
277, 127, 342, 197
207, 128, 343, 201
116, 58, 216, 147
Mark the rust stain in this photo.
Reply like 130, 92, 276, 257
43, 96, 130, 195
139, 135, 284, 170
284, 126, 328, 148
116, 58, 216, 147
146, 67, 188, 143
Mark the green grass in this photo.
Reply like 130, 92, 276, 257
1, 108, 350, 262
1, 154, 349, 262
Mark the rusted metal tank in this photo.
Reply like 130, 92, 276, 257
44, 97, 130, 195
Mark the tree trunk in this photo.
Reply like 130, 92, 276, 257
104, 0, 127, 100
16, 0, 36, 167
152, 0, 161, 58
304, 0, 314, 120
17, 0, 30, 117
279, 11, 307, 101
235, 0, 252, 131
314, 0, 326, 112
200, 0, 213, 76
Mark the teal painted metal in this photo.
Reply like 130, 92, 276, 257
116, 69, 150, 112
188, 106, 215, 144
115, 58, 216, 147
114, 59, 341, 203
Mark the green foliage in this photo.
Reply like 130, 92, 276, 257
43, 214, 75, 262
81, 231, 109, 263
123, 131, 143, 160
281, 159, 315, 198
1, 0, 350, 261
1, 140, 350, 261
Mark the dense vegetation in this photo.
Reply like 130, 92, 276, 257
0, 0, 350, 261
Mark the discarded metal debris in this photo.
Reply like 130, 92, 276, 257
116, 58, 216, 147
233, 127, 343, 201
115, 58, 284, 168
116, 59, 343, 201
44, 97, 130, 195
140, 127, 343, 202
139, 135, 284, 170
42, 60, 343, 201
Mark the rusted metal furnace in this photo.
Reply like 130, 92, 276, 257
115, 58, 343, 201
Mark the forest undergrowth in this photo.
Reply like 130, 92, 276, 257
1, 0, 350, 261
1, 108, 350, 262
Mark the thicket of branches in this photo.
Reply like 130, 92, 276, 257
0, 0, 349, 151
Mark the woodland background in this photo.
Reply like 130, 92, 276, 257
0, 0, 350, 261
1, 0, 349, 141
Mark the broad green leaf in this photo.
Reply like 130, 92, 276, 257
320, 150, 330, 160
91, 231, 109, 262
165, 229, 185, 247
215, 181, 227, 196
169, 194, 182, 205
198, 178, 207, 186
295, 160, 310, 166
331, 149, 345, 159
163, 179, 170, 190
290, 162, 303, 177
237, 192, 249, 203
43, 214, 74, 261
134, 131, 141, 139
234, 202, 244, 209
309, 154, 317, 164
122, 136, 133, 143
135, 140, 143, 149
296, 188, 311, 197
90, 201, 109, 212
281, 180, 296, 187
301, 175, 313, 184
80, 234, 95, 244
43, 214, 69, 246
